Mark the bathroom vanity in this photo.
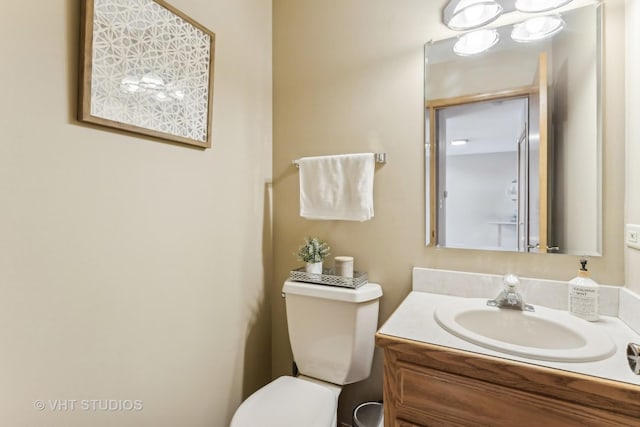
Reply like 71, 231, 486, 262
376, 269, 640, 427
376, 333, 640, 426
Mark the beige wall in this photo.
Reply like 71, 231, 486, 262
626, 0, 640, 293
0, 0, 272, 426
273, 0, 625, 424
427, 48, 542, 100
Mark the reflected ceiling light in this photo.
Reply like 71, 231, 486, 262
450, 139, 469, 146
444, 0, 503, 31
119, 73, 186, 102
511, 15, 564, 42
453, 28, 499, 56
120, 75, 141, 93
139, 73, 165, 90
515, 0, 574, 13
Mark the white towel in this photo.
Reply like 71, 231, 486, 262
299, 153, 375, 221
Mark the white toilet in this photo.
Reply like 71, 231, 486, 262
230, 280, 383, 427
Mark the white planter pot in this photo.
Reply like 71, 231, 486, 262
305, 262, 323, 274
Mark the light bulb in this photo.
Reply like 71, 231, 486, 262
462, 3, 486, 23
448, 0, 502, 30
512, 15, 564, 43
453, 28, 499, 56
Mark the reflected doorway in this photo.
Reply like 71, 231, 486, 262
432, 96, 543, 252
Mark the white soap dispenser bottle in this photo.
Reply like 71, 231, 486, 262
568, 259, 599, 321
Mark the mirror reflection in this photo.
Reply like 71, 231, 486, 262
425, 3, 602, 255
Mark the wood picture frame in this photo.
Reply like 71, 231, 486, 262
78, 0, 215, 148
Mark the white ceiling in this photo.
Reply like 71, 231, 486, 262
440, 97, 527, 156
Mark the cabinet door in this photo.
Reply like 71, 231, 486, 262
392, 361, 637, 427
396, 420, 423, 427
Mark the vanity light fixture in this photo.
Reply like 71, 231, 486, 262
450, 139, 469, 146
443, 0, 571, 56
515, 0, 574, 13
453, 28, 499, 56
511, 15, 565, 43
444, 0, 503, 31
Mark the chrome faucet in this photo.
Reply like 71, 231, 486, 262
487, 274, 535, 312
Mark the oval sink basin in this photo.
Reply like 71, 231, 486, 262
434, 299, 616, 362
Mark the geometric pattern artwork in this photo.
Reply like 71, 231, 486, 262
79, 0, 215, 148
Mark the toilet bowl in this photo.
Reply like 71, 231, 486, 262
230, 376, 340, 427
230, 281, 383, 427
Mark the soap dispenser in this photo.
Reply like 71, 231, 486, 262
568, 259, 599, 321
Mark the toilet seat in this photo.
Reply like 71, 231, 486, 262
230, 376, 338, 427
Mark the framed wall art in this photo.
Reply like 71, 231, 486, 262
78, 0, 215, 148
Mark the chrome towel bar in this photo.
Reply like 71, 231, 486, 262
292, 152, 386, 168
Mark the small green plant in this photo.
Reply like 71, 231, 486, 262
295, 237, 331, 263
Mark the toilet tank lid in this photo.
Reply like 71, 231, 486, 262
283, 281, 382, 303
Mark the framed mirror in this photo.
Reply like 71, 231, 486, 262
425, 3, 602, 255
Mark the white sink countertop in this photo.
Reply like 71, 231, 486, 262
378, 291, 640, 386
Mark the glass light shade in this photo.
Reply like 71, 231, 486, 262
515, 0, 574, 13
447, 0, 503, 30
511, 15, 565, 43
453, 28, 499, 56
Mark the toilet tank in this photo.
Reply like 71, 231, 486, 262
282, 281, 383, 385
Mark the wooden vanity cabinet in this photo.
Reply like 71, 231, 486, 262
376, 333, 640, 427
